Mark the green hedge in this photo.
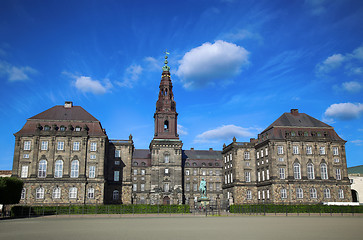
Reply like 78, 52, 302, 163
11, 204, 190, 217
230, 204, 363, 214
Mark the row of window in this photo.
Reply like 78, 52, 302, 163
277, 188, 344, 200
256, 148, 269, 159
291, 162, 341, 180
22, 187, 95, 200
40, 125, 83, 132
21, 160, 96, 179
276, 146, 339, 156
185, 182, 221, 191
23, 141, 97, 152
185, 169, 221, 176
185, 162, 220, 167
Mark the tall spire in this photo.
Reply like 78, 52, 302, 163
153, 51, 178, 139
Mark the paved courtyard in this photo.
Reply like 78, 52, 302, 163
1, 215, 363, 240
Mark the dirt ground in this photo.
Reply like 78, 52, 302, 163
1, 215, 362, 240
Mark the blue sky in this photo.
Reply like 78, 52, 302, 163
0, 0, 362, 169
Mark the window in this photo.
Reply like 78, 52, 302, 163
246, 190, 252, 200
57, 141, 64, 150
54, 160, 63, 178
60, 126, 66, 131
245, 171, 251, 182
246, 162, 250, 167
23, 154, 29, 159
133, 169, 138, 175
336, 168, 341, 180
319, 146, 325, 155
90, 142, 97, 151
114, 171, 120, 181
307, 163, 314, 180
24, 141, 31, 150
185, 170, 190, 175
53, 187, 61, 199
164, 183, 169, 192
44, 125, 50, 131
88, 188, 94, 199
267, 190, 270, 199
133, 184, 137, 191
193, 183, 198, 191
216, 170, 221, 176
36, 187, 44, 199
244, 151, 250, 160
73, 142, 80, 151
338, 189, 344, 199
41, 141, 48, 150
164, 154, 169, 163
209, 170, 213, 176
333, 147, 339, 156
164, 120, 169, 131
71, 160, 79, 178
256, 152, 259, 159
75, 127, 81, 132
258, 191, 261, 200
334, 158, 340, 163
21, 165, 28, 178
291, 131, 296, 136
193, 170, 197, 176
310, 188, 317, 198
306, 146, 312, 155
115, 160, 120, 165
216, 183, 221, 191
281, 188, 287, 199
266, 169, 270, 180
262, 171, 265, 181
320, 163, 328, 180
89, 166, 96, 178
90, 154, 96, 160
115, 150, 120, 158
141, 184, 145, 191
324, 188, 331, 198
260, 150, 263, 158
293, 163, 301, 179
278, 157, 284, 162
141, 169, 145, 175
21, 188, 26, 199
164, 168, 169, 174
265, 148, 268, 156
38, 160, 47, 178
202, 170, 206, 176
69, 187, 77, 199
279, 168, 285, 179
186, 183, 190, 191
293, 146, 299, 155
113, 190, 119, 200
262, 191, 265, 199
209, 182, 213, 191
277, 146, 284, 155
296, 188, 303, 199
257, 172, 260, 182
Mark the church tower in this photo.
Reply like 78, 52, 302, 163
153, 53, 179, 139
149, 52, 183, 205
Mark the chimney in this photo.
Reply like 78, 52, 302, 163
190, 147, 194, 151
291, 109, 299, 115
64, 101, 73, 108
209, 148, 213, 151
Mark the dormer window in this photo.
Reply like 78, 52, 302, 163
75, 126, 81, 132
60, 126, 66, 131
44, 125, 51, 131
291, 131, 296, 136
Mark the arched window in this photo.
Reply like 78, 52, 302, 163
320, 163, 328, 179
88, 188, 94, 199
310, 188, 317, 198
36, 187, 44, 199
113, 190, 119, 200
71, 160, 79, 178
293, 163, 301, 179
307, 163, 314, 179
38, 160, 47, 178
54, 160, 63, 178
53, 187, 61, 199
60, 126, 66, 131
192, 162, 197, 166
323, 188, 331, 198
164, 154, 170, 163
44, 125, 51, 131
164, 120, 169, 131
69, 187, 77, 199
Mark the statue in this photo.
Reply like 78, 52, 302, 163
199, 178, 207, 198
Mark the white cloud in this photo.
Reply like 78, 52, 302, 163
117, 64, 143, 88
177, 124, 188, 135
305, 0, 328, 15
74, 76, 112, 94
176, 40, 249, 89
0, 60, 37, 82
324, 102, 363, 120
342, 81, 362, 93
144, 57, 160, 71
351, 46, 363, 60
195, 124, 258, 143
221, 29, 262, 42
316, 54, 345, 74
351, 140, 363, 146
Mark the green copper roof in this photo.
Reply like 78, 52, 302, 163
162, 50, 170, 71
348, 165, 363, 174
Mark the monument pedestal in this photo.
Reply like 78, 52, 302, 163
197, 197, 210, 211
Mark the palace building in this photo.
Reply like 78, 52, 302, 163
11, 55, 352, 206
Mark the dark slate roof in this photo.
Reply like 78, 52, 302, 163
133, 149, 151, 159
348, 165, 363, 174
29, 105, 99, 121
263, 111, 332, 133
183, 150, 222, 160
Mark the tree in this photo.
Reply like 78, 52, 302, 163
0, 177, 23, 215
